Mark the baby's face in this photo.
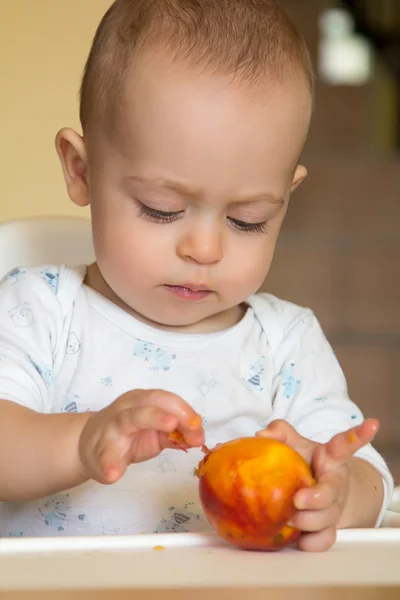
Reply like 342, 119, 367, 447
67, 52, 311, 331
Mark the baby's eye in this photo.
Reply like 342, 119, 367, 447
137, 202, 183, 223
228, 217, 269, 234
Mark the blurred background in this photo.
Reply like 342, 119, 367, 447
1, 1, 399, 480
265, 0, 400, 482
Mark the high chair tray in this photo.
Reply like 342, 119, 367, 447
0, 530, 399, 591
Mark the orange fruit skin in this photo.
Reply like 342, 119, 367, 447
197, 437, 315, 551
168, 430, 188, 451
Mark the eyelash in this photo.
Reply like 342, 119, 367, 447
229, 218, 269, 235
137, 203, 182, 224
137, 203, 269, 234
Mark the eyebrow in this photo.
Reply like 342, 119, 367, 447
127, 176, 285, 206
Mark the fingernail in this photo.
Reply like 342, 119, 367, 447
106, 467, 120, 483
255, 430, 267, 438
287, 520, 296, 528
294, 496, 306, 510
189, 415, 203, 430
348, 431, 357, 444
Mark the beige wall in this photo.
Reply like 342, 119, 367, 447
0, 0, 112, 222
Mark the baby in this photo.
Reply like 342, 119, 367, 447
0, 0, 393, 551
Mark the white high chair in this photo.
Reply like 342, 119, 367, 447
0, 216, 95, 278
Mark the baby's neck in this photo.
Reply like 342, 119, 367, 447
84, 263, 247, 335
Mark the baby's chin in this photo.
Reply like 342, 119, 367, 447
133, 303, 247, 334
131, 307, 223, 333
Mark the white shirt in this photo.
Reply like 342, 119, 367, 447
0, 265, 393, 537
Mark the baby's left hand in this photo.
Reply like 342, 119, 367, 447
257, 418, 379, 552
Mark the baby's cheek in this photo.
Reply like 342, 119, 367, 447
230, 253, 272, 295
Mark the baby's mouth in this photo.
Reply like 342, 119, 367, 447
164, 285, 214, 301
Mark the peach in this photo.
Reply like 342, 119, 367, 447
196, 437, 315, 551
168, 416, 203, 451
168, 430, 189, 452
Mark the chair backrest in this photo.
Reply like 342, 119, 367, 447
0, 217, 95, 279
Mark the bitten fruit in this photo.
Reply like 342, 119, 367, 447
196, 437, 315, 551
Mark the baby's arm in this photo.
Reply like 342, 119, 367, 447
0, 269, 90, 500
262, 301, 393, 550
0, 390, 204, 502
0, 269, 203, 502
0, 400, 90, 501
341, 455, 384, 528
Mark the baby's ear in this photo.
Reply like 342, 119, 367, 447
291, 164, 308, 192
55, 128, 90, 207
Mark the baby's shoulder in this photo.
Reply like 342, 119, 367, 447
0, 264, 86, 317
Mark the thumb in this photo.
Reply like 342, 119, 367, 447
256, 419, 315, 462
98, 437, 130, 484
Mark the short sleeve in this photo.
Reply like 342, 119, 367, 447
0, 266, 64, 413
269, 304, 394, 526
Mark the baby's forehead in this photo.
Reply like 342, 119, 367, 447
91, 61, 310, 191
115, 50, 311, 127
81, 0, 313, 144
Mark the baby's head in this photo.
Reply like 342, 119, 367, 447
57, 0, 313, 332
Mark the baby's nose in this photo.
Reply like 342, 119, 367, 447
177, 223, 223, 265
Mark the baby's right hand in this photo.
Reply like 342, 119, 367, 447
78, 390, 204, 485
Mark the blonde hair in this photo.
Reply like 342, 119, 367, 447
80, 0, 314, 140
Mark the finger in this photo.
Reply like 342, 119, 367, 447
97, 408, 178, 481
120, 390, 203, 432
256, 419, 298, 443
256, 419, 316, 462
289, 504, 341, 532
97, 440, 129, 484
181, 428, 205, 447
314, 419, 379, 475
126, 429, 166, 464
297, 527, 337, 553
113, 406, 179, 437
294, 470, 342, 511
162, 428, 205, 451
